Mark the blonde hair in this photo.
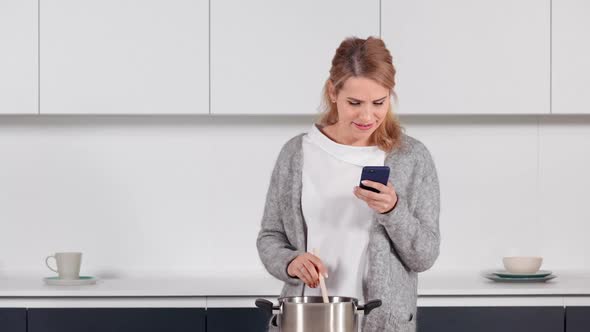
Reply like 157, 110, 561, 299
316, 36, 403, 152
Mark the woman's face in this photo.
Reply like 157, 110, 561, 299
328, 76, 390, 145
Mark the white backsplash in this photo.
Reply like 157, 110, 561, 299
1, 115, 589, 278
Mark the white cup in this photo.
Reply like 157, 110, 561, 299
502, 256, 543, 274
45, 252, 82, 280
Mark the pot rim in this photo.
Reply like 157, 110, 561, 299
277, 296, 359, 304
255, 297, 383, 316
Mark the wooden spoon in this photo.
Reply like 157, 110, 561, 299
312, 248, 329, 304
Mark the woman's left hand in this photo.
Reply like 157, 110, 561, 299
353, 180, 398, 214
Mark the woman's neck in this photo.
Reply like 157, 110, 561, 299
319, 124, 373, 147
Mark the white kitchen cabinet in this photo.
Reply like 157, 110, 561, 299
382, 0, 550, 114
552, 0, 590, 114
40, 0, 208, 114
210, 0, 379, 115
0, 0, 37, 114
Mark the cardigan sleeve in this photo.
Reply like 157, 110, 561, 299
375, 145, 441, 272
256, 143, 304, 286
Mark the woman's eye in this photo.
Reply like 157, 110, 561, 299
347, 101, 384, 106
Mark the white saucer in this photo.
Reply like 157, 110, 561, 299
493, 270, 553, 278
484, 273, 556, 283
43, 276, 98, 286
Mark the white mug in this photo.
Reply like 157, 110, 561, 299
45, 252, 82, 280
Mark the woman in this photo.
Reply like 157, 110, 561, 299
257, 36, 440, 332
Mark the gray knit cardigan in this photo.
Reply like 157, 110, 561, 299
257, 132, 440, 332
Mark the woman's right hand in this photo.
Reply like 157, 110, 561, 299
287, 252, 328, 288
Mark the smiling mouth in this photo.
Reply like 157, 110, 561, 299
353, 122, 374, 130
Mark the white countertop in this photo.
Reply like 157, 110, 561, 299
418, 270, 590, 296
0, 273, 282, 297
2, 270, 590, 297
1, 270, 589, 307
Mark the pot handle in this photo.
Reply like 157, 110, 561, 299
255, 298, 280, 316
357, 299, 382, 315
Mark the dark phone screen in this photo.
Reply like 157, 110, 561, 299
359, 166, 390, 193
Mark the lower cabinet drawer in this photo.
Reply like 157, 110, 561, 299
27, 308, 206, 332
417, 307, 564, 332
566, 307, 590, 332
207, 308, 272, 332
0, 308, 26, 332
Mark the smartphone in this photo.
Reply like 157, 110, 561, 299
359, 166, 390, 193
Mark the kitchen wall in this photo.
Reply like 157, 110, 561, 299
1, 114, 589, 278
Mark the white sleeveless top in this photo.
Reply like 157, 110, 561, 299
301, 124, 386, 302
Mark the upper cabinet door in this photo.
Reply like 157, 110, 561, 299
40, 0, 208, 114
0, 0, 37, 114
382, 0, 550, 115
211, 0, 379, 115
552, 0, 590, 114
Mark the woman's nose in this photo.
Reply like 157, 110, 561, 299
358, 107, 372, 122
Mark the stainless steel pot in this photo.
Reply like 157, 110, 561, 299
255, 296, 382, 332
